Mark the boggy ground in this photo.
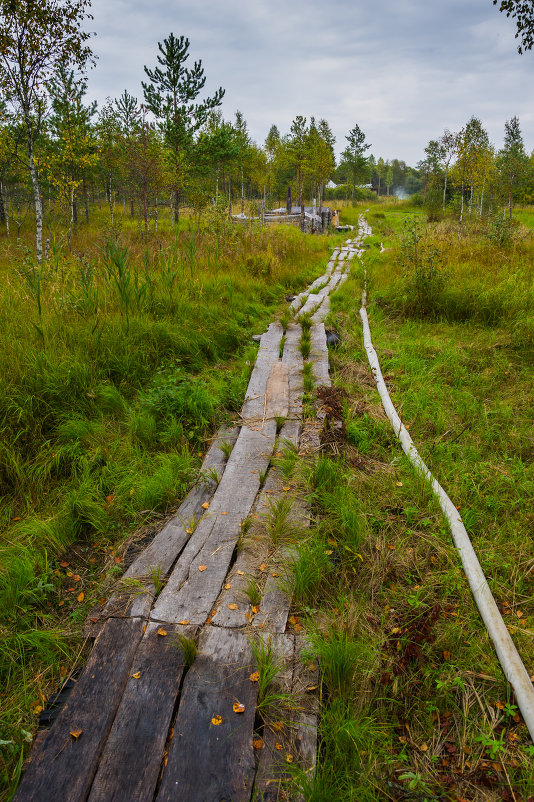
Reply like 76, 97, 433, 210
278, 205, 534, 800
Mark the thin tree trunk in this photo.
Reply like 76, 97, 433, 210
83, 178, 89, 223
173, 186, 179, 224
27, 135, 43, 263
241, 163, 244, 215
443, 169, 448, 212
108, 175, 114, 224
0, 180, 5, 224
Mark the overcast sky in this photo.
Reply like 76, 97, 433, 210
86, 0, 533, 165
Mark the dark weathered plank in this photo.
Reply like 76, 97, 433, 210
14, 618, 144, 802
253, 634, 295, 802
87, 621, 192, 802
151, 421, 277, 625
156, 627, 258, 802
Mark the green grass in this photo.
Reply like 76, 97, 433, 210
281, 204, 534, 800
0, 207, 336, 799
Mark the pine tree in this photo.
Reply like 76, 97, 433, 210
342, 124, 371, 198
142, 33, 224, 223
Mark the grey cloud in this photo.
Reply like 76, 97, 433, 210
87, 0, 534, 164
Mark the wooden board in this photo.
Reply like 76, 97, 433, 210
87, 427, 240, 630
14, 618, 144, 802
264, 362, 289, 420
87, 622, 192, 802
242, 323, 283, 420
310, 323, 330, 387
281, 323, 303, 423
156, 627, 258, 802
253, 634, 295, 801
151, 422, 277, 625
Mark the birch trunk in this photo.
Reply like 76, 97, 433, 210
27, 135, 43, 263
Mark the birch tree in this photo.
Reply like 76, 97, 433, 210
0, 0, 93, 261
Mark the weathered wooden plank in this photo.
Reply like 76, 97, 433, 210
151, 421, 277, 625
265, 362, 289, 420
253, 634, 295, 802
281, 323, 303, 421
85, 427, 240, 631
292, 636, 319, 787
310, 323, 330, 387
14, 618, 144, 802
210, 543, 265, 629
242, 323, 283, 420
87, 621, 192, 802
156, 627, 258, 802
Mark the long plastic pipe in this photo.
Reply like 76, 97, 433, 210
357, 236, 534, 741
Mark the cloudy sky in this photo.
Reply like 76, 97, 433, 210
86, 0, 533, 165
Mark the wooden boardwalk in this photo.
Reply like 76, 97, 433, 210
14, 234, 365, 802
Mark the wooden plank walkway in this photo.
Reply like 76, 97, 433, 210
14, 233, 366, 802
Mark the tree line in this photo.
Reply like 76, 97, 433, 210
1, 0, 533, 263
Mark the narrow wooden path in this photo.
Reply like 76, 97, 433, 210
14, 232, 366, 802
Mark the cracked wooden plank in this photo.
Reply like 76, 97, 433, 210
156, 627, 258, 802
14, 618, 144, 802
87, 621, 194, 802
253, 634, 295, 802
150, 421, 277, 625
85, 427, 240, 631
242, 323, 283, 420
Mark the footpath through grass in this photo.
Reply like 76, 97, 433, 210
0, 209, 337, 798
281, 204, 534, 800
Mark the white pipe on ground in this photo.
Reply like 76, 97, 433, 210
357, 227, 534, 741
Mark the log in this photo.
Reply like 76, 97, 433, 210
14, 618, 144, 802
156, 627, 258, 802
242, 323, 283, 420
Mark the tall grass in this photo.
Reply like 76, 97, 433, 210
0, 206, 333, 797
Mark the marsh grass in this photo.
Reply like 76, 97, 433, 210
0, 207, 335, 797
282, 203, 534, 800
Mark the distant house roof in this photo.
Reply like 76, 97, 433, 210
326, 180, 337, 189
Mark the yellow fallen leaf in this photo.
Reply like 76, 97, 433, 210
251, 605, 259, 614
233, 702, 245, 714
157, 628, 167, 637
228, 603, 238, 610
70, 729, 83, 739
198, 565, 207, 572
211, 715, 223, 725
395, 481, 403, 487
77, 592, 85, 603
282, 486, 291, 492
272, 721, 283, 731
249, 671, 260, 683
286, 754, 293, 763
253, 738, 263, 750
202, 502, 210, 509
131, 672, 141, 679
221, 511, 228, 515
186, 528, 193, 535
225, 583, 231, 590
275, 742, 283, 750
33, 705, 43, 715
237, 570, 245, 576
271, 572, 280, 577
178, 619, 190, 625
259, 563, 267, 571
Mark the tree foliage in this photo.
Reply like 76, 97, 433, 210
493, 0, 534, 53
